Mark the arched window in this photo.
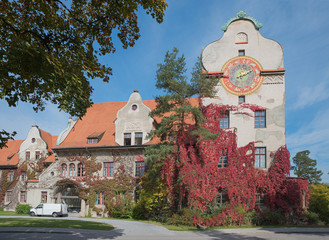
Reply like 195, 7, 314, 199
236, 32, 248, 44
69, 163, 76, 177
61, 163, 67, 177
77, 163, 84, 177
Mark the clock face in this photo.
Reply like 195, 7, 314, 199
221, 56, 263, 95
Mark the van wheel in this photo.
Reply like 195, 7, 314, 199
52, 212, 58, 217
30, 212, 35, 216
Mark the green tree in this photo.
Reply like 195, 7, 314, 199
291, 150, 323, 184
309, 184, 329, 223
0, 0, 167, 147
145, 47, 218, 210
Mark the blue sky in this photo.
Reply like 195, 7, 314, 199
1, 0, 329, 182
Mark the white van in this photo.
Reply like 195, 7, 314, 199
29, 203, 68, 217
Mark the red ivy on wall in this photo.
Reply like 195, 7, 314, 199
160, 103, 309, 226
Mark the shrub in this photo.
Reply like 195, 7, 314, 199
132, 202, 147, 220
244, 210, 257, 226
257, 210, 285, 225
16, 204, 32, 215
301, 211, 320, 225
87, 209, 92, 217
168, 208, 196, 226
106, 198, 133, 219
309, 184, 329, 223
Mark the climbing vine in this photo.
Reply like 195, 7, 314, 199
18, 156, 47, 180
158, 102, 309, 227
55, 153, 135, 216
0, 169, 19, 204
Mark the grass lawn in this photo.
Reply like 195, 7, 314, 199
106, 217, 327, 231
0, 218, 114, 231
0, 211, 27, 216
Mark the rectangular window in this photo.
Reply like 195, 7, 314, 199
77, 163, 84, 177
6, 191, 11, 202
255, 193, 265, 207
35, 151, 41, 160
219, 111, 229, 129
20, 191, 26, 203
218, 149, 228, 168
95, 191, 104, 205
255, 110, 266, 128
135, 132, 143, 145
21, 171, 27, 181
103, 162, 114, 177
25, 152, 30, 161
238, 49, 245, 56
217, 191, 228, 207
8, 170, 14, 181
255, 147, 266, 168
238, 95, 245, 103
87, 138, 98, 144
135, 161, 145, 177
41, 191, 47, 203
124, 133, 131, 146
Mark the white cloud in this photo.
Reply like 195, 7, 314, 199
287, 107, 329, 182
291, 81, 329, 110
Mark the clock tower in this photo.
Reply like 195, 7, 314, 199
202, 11, 285, 169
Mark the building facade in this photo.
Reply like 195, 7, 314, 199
202, 11, 285, 169
0, 11, 288, 215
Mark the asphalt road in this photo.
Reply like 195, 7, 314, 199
1, 216, 329, 240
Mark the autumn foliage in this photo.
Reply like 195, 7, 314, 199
159, 103, 309, 226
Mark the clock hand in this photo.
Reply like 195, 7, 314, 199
237, 69, 245, 79
241, 69, 252, 77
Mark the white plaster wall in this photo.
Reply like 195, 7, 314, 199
202, 18, 285, 169
18, 125, 48, 164
204, 82, 285, 168
115, 90, 154, 146
27, 188, 44, 207
26, 161, 62, 207
202, 20, 283, 71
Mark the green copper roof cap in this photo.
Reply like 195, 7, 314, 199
221, 10, 263, 31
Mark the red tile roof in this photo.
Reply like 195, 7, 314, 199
44, 154, 56, 163
40, 130, 58, 153
55, 98, 199, 149
0, 140, 23, 166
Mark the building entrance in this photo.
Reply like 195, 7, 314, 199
61, 187, 81, 213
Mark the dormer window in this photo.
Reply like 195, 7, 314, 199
87, 131, 104, 144
124, 133, 131, 146
132, 104, 138, 111
87, 138, 98, 144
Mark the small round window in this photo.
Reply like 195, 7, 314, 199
31, 138, 35, 143
132, 104, 137, 111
